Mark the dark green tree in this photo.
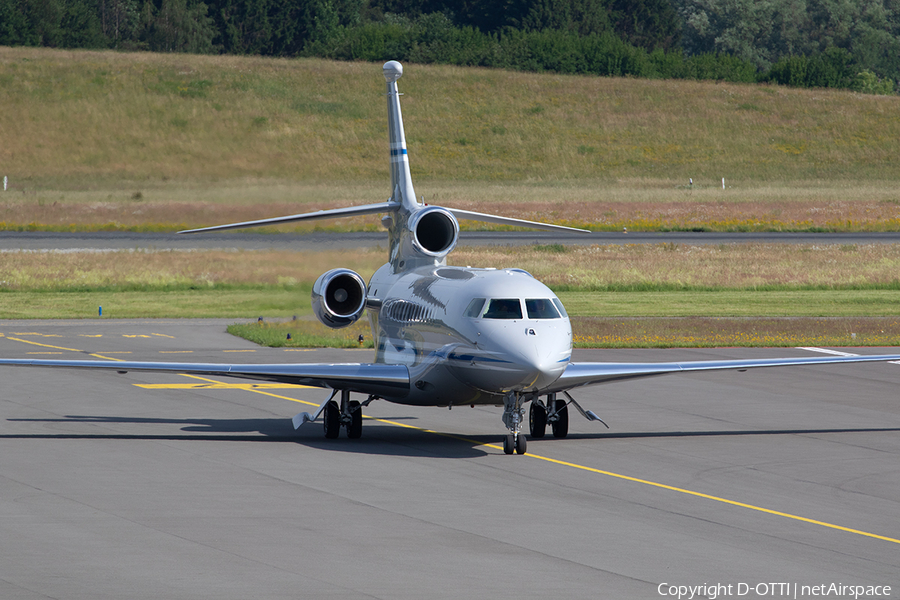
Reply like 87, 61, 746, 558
0, 0, 36, 45
60, 0, 108, 47
608, 0, 680, 50
142, 0, 216, 52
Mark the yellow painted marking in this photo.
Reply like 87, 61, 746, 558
520, 452, 900, 545
152, 333, 176, 339
12, 332, 63, 338
136, 383, 311, 390
217, 379, 900, 545
6, 337, 82, 352
223, 349, 256, 353
27, 351, 64, 355
283, 348, 315, 352
89, 353, 126, 361
122, 334, 152, 338
79, 334, 103, 338
145, 373, 900, 546
368, 421, 900, 546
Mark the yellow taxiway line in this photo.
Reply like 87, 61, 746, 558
2, 333, 897, 547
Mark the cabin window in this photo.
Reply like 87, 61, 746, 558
525, 298, 561, 319
552, 298, 568, 318
483, 298, 523, 320
464, 298, 486, 318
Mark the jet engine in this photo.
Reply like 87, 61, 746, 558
407, 206, 459, 259
311, 269, 367, 329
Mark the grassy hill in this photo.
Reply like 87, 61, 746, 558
2, 46, 900, 231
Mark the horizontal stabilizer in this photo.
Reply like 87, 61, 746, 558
447, 208, 590, 233
179, 202, 397, 234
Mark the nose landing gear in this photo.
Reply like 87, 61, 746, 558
501, 392, 527, 454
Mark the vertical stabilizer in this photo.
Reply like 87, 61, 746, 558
383, 61, 418, 213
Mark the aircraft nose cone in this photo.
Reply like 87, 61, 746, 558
511, 342, 566, 390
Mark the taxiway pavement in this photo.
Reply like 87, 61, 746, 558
0, 320, 898, 599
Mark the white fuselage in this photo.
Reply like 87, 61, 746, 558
366, 264, 572, 406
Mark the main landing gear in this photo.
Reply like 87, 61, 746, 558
527, 391, 609, 442
290, 390, 372, 439
323, 390, 365, 439
529, 393, 569, 439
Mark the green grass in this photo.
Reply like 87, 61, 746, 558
2, 48, 899, 346
3, 47, 900, 194
557, 290, 900, 317
0, 289, 309, 319
1, 287, 896, 319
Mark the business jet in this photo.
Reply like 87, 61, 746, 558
3, 61, 900, 455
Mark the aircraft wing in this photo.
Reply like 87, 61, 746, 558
544, 353, 900, 394
0, 359, 409, 398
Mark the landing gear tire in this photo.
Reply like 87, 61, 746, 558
504, 434, 515, 455
529, 402, 546, 439
323, 400, 340, 439
552, 398, 569, 438
515, 433, 527, 455
347, 400, 362, 439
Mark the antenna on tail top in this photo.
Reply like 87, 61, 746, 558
383, 61, 403, 83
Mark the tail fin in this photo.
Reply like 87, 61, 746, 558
180, 62, 589, 240
383, 61, 417, 212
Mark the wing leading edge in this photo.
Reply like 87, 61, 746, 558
545, 352, 900, 394
0, 359, 409, 398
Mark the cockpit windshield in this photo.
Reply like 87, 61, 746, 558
525, 298, 561, 319
466, 297, 564, 319
482, 298, 523, 319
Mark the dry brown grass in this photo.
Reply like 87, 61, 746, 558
571, 316, 900, 347
2, 243, 899, 291
4, 187, 900, 231
0, 248, 384, 290
451, 243, 900, 289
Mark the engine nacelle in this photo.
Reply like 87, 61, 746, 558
311, 269, 367, 329
408, 206, 459, 259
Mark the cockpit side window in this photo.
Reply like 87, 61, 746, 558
483, 298, 523, 319
525, 298, 561, 319
464, 298, 486, 318
551, 298, 568, 318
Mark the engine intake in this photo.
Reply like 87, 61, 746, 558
312, 269, 367, 329
409, 207, 458, 258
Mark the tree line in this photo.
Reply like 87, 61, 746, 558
1, 0, 897, 94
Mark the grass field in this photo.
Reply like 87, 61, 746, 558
2, 47, 900, 233
2, 47, 898, 347
1, 244, 898, 347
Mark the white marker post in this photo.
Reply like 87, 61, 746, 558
3, 176, 7, 191
722, 177, 725, 190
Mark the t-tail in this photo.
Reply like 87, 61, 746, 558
179, 61, 590, 277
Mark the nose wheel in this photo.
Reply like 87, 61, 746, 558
501, 392, 528, 454
503, 433, 527, 455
